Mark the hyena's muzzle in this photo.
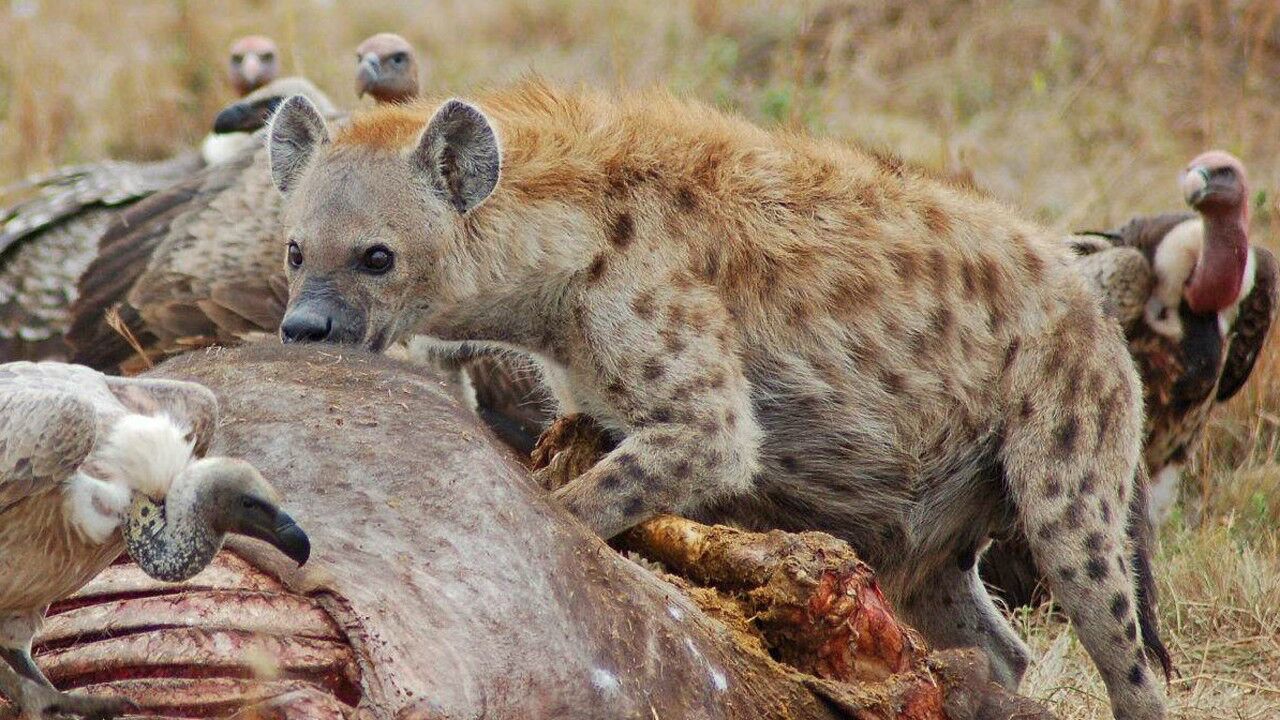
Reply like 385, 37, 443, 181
280, 276, 368, 346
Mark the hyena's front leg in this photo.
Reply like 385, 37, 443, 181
549, 292, 763, 539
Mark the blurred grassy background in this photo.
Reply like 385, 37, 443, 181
2, 1, 1278, 717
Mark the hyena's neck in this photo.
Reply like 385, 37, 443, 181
424, 200, 599, 352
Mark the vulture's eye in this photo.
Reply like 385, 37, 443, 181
231, 54, 244, 65
240, 496, 263, 511
260, 52, 276, 63
389, 52, 407, 65
287, 241, 304, 269
362, 245, 395, 274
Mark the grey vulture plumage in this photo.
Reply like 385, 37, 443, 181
0, 36, 282, 363
0, 361, 309, 719
983, 151, 1276, 609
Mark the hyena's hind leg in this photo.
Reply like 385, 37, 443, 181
1001, 344, 1167, 720
897, 561, 1032, 689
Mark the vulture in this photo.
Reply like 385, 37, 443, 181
0, 35, 281, 363
1068, 150, 1277, 521
0, 361, 309, 720
356, 32, 422, 104
982, 151, 1277, 608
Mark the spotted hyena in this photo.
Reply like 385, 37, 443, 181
266, 81, 1169, 719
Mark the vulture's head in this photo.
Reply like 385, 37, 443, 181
212, 76, 336, 134
1180, 150, 1248, 218
228, 35, 281, 97
355, 33, 421, 104
191, 457, 311, 565
125, 457, 310, 581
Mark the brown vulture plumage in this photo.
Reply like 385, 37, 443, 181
0, 36, 281, 363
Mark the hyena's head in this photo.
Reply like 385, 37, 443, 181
266, 94, 500, 351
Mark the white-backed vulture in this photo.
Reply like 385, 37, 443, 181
0, 361, 308, 719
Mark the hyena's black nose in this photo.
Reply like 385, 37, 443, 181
280, 309, 333, 343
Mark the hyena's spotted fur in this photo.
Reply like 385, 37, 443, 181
267, 81, 1169, 719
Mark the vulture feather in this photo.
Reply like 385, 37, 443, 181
0, 361, 308, 719
0, 36, 281, 363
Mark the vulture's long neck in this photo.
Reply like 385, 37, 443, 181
123, 478, 221, 582
1185, 209, 1248, 315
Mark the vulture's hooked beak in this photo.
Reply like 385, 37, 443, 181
356, 54, 381, 98
241, 506, 312, 566
1180, 165, 1212, 206
241, 55, 265, 89
212, 96, 284, 134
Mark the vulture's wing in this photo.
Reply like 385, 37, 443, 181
103, 376, 220, 456
127, 144, 289, 346
1091, 212, 1197, 264
0, 152, 204, 254
1066, 235, 1154, 326
1217, 246, 1279, 402
0, 387, 97, 514
0, 153, 205, 362
66, 146, 261, 371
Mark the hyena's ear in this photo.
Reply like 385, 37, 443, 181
267, 94, 330, 194
411, 99, 501, 214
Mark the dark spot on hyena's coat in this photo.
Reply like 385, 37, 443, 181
888, 248, 920, 284
1080, 472, 1097, 495
1110, 592, 1130, 619
672, 459, 692, 480
880, 369, 906, 394
587, 253, 608, 282
631, 291, 656, 320
1017, 237, 1046, 282
1002, 338, 1020, 370
1128, 664, 1145, 685
1044, 477, 1063, 498
960, 259, 978, 295
921, 202, 951, 235
610, 212, 634, 248
1059, 566, 1077, 582
1055, 416, 1080, 457
1099, 498, 1112, 523
1124, 620, 1138, 640
780, 455, 799, 472
1085, 532, 1106, 552
1063, 497, 1085, 530
1086, 556, 1108, 581
676, 187, 698, 211
623, 493, 646, 517
642, 359, 666, 382
616, 453, 645, 482
1019, 398, 1035, 419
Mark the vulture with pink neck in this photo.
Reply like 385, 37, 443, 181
1070, 151, 1276, 523
983, 151, 1277, 609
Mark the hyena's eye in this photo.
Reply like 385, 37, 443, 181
361, 245, 395, 274
287, 241, 303, 269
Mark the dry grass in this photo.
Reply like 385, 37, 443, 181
2, 1, 1279, 717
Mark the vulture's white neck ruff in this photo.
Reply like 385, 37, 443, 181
63, 414, 196, 544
